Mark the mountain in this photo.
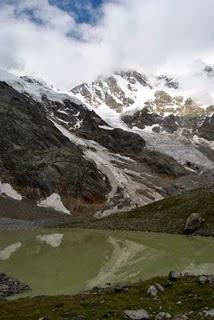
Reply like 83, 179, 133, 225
0, 68, 214, 219
71, 69, 214, 172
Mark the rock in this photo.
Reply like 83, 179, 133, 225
208, 275, 214, 286
198, 113, 214, 141
165, 280, 173, 287
184, 213, 204, 234
155, 283, 165, 292
168, 271, 182, 281
173, 316, 187, 320
124, 309, 150, 320
155, 312, 172, 320
198, 275, 209, 285
205, 309, 214, 317
162, 114, 178, 133
147, 285, 158, 297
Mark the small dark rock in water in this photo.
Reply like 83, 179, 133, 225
0, 273, 30, 298
124, 309, 150, 319
169, 271, 182, 281
184, 213, 204, 234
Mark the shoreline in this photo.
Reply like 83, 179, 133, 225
0, 274, 213, 320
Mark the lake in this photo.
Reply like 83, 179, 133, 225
0, 229, 213, 297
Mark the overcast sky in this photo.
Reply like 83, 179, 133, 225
0, 0, 214, 89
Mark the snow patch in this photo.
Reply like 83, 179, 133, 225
37, 193, 70, 215
0, 242, 22, 260
99, 125, 114, 130
36, 233, 64, 248
0, 181, 22, 200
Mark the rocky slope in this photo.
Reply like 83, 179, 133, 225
0, 81, 110, 215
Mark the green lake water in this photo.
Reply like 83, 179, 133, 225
0, 229, 213, 297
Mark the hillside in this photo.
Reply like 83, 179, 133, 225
66, 187, 214, 236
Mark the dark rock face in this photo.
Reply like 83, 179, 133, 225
162, 114, 178, 133
198, 114, 214, 141
84, 127, 146, 155
0, 273, 30, 299
0, 82, 110, 205
122, 108, 162, 130
139, 151, 186, 178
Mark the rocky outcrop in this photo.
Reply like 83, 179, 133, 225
198, 113, 214, 141
78, 127, 146, 155
0, 273, 30, 299
122, 108, 162, 130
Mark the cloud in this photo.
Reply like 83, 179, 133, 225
0, 0, 214, 89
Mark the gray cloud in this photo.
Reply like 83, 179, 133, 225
0, 0, 214, 89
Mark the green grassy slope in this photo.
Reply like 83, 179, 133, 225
69, 187, 214, 236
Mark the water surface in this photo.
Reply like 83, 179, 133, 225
0, 229, 213, 297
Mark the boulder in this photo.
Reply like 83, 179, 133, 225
147, 285, 158, 297
124, 309, 150, 320
204, 309, 214, 317
198, 275, 209, 285
208, 275, 214, 286
184, 213, 204, 234
169, 271, 182, 281
155, 283, 165, 292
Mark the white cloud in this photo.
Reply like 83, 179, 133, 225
0, 0, 214, 89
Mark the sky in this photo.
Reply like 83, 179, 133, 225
0, 0, 214, 89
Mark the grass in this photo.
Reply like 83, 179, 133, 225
0, 276, 213, 320
83, 187, 214, 236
